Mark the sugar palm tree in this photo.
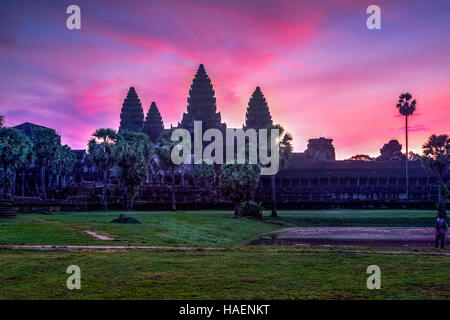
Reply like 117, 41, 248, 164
114, 132, 152, 210
32, 127, 61, 199
421, 134, 450, 218
88, 128, 119, 210
154, 130, 179, 211
54, 144, 76, 189
265, 124, 293, 218
219, 162, 260, 217
0, 128, 32, 195
396, 93, 416, 199
18, 143, 34, 197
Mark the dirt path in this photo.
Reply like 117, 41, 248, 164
0, 245, 226, 251
1, 245, 449, 255
84, 230, 116, 241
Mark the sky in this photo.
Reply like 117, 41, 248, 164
1, 0, 449, 159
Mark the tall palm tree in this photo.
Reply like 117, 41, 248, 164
266, 124, 293, 217
54, 144, 76, 188
32, 127, 61, 199
88, 128, 119, 210
0, 128, 32, 195
421, 134, 450, 218
114, 132, 152, 210
18, 143, 34, 197
396, 93, 416, 199
155, 130, 178, 211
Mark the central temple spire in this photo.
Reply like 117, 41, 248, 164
179, 64, 224, 132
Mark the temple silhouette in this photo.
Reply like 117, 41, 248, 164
11, 64, 449, 211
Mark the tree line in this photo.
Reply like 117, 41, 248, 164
87, 124, 293, 218
0, 122, 75, 199
0, 117, 291, 217
0, 111, 448, 218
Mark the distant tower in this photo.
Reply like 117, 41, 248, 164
244, 87, 273, 130
143, 102, 164, 142
304, 137, 336, 161
179, 64, 224, 132
119, 87, 144, 134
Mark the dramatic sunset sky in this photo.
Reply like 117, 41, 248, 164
1, 0, 449, 159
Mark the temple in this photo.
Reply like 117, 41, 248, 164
9, 64, 450, 210
143, 102, 164, 142
118, 87, 145, 134
179, 64, 225, 132
303, 138, 336, 162
244, 87, 273, 130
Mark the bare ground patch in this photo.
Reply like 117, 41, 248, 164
250, 227, 444, 248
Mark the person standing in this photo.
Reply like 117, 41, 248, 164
435, 211, 448, 249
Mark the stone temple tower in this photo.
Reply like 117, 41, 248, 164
304, 137, 336, 161
244, 86, 273, 130
118, 87, 144, 134
179, 64, 225, 132
143, 102, 164, 142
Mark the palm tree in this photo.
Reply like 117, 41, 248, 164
88, 128, 119, 210
193, 161, 216, 192
219, 163, 260, 217
396, 93, 416, 199
0, 128, 32, 195
18, 144, 34, 197
32, 127, 61, 199
54, 145, 76, 188
266, 124, 293, 217
154, 130, 179, 211
421, 134, 450, 218
114, 132, 152, 210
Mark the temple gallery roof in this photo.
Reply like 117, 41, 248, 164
13, 122, 56, 138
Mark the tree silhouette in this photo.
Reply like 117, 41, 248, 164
115, 132, 153, 210
0, 128, 31, 195
88, 128, 119, 210
54, 145, 76, 189
396, 93, 416, 199
18, 140, 34, 197
421, 134, 450, 218
219, 163, 260, 217
378, 140, 403, 161
348, 154, 374, 161
154, 130, 179, 211
32, 127, 60, 199
0, 116, 4, 128
193, 161, 216, 192
266, 124, 293, 217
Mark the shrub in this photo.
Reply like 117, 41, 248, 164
240, 201, 263, 219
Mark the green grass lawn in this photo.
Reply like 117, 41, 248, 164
0, 248, 448, 300
0, 209, 439, 246
0, 210, 448, 300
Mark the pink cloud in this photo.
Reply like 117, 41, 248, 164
1, 0, 450, 158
